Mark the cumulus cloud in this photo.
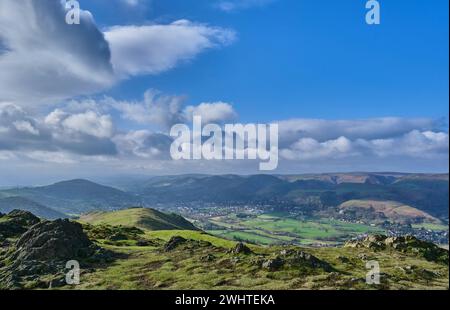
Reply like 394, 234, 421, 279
107, 89, 186, 129
276, 117, 444, 148
58, 111, 114, 139
1, 99, 448, 176
0, 1, 235, 106
0, 102, 117, 156
184, 102, 238, 123
104, 20, 236, 78
113, 130, 173, 159
278, 117, 448, 163
106, 89, 238, 129
0, 0, 114, 105
280, 129, 449, 161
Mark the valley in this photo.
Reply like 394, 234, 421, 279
0, 173, 448, 248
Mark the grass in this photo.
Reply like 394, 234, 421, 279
72, 228, 449, 290
207, 213, 383, 246
207, 230, 281, 245
144, 230, 237, 248
412, 223, 449, 231
78, 208, 197, 231
3, 207, 447, 290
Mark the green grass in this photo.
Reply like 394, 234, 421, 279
208, 230, 281, 245
207, 213, 383, 246
71, 231, 449, 290
412, 223, 449, 231
145, 230, 237, 248
78, 208, 197, 231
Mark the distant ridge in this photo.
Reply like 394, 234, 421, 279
0, 196, 66, 219
1, 179, 141, 215
1, 173, 448, 220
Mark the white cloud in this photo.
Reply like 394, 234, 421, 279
1, 96, 448, 176
113, 130, 172, 159
61, 111, 114, 139
107, 89, 238, 129
0, 102, 117, 156
0, 0, 114, 105
0, 1, 236, 106
121, 0, 140, 7
45, 108, 115, 139
281, 136, 355, 160
281, 130, 449, 161
357, 130, 449, 158
107, 89, 186, 129
276, 117, 442, 147
216, 0, 274, 12
184, 102, 238, 123
104, 20, 236, 78
13, 120, 40, 136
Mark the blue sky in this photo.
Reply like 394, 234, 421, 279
0, 0, 448, 185
82, 0, 449, 123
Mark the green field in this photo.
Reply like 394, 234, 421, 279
208, 213, 383, 246
412, 223, 449, 231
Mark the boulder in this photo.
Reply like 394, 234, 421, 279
200, 254, 216, 262
13, 219, 94, 262
262, 257, 284, 271
288, 250, 333, 271
232, 242, 252, 255
164, 236, 187, 251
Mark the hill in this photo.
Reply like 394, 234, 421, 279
1, 179, 141, 215
338, 199, 441, 224
78, 207, 199, 231
0, 197, 67, 219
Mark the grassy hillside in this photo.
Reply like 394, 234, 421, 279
1, 209, 448, 290
79, 208, 199, 231
74, 231, 449, 290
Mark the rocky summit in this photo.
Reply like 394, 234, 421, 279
0, 210, 40, 239
0, 216, 110, 289
12, 219, 94, 262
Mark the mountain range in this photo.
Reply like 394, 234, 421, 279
0, 173, 448, 222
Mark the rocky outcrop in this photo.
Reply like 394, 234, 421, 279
257, 249, 333, 272
262, 256, 284, 271
345, 235, 449, 264
12, 219, 94, 262
231, 242, 253, 255
0, 210, 40, 238
0, 218, 111, 289
344, 234, 387, 250
280, 249, 334, 271
164, 236, 187, 251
